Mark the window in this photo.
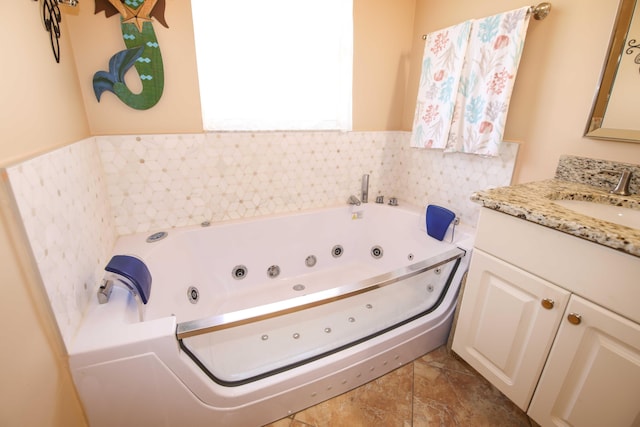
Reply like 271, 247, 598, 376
191, 0, 353, 131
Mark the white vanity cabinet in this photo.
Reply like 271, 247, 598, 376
453, 249, 570, 410
452, 208, 640, 426
528, 294, 640, 426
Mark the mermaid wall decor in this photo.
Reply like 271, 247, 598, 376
93, 0, 168, 110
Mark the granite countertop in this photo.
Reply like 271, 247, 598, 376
471, 179, 640, 257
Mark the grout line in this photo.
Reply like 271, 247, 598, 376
410, 360, 415, 427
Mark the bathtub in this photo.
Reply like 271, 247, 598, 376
70, 202, 473, 427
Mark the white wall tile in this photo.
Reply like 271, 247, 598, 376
98, 132, 517, 234
6, 139, 117, 349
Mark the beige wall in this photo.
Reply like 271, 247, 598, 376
353, 0, 416, 130
0, 2, 88, 427
66, 0, 416, 134
1, 4, 89, 164
66, 0, 203, 135
67, 0, 640, 182
405, 0, 640, 183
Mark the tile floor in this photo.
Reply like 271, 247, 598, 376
264, 346, 533, 427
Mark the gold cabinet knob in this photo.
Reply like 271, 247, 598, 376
541, 298, 555, 309
567, 313, 582, 325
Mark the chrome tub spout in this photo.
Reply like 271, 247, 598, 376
361, 174, 369, 203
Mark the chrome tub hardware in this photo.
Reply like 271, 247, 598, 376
370, 245, 383, 259
97, 279, 113, 304
375, 195, 384, 204
331, 245, 344, 258
97, 275, 146, 321
267, 265, 281, 278
305, 255, 317, 267
361, 174, 369, 203
187, 286, 200, 304
348, 195, 361, 205
146, 231, 168, 243
388, 197, 398, 206
232, 265, 248, 280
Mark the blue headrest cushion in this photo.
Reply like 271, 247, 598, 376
105, 255, 152, 304
426, 205, 456, 241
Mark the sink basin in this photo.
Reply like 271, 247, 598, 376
553, 199, 640, 229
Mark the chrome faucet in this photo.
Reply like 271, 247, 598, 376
361, 174, 369, 203
97, 273, 146, 321
602, 169, 632, 196
348, 195, 361, 206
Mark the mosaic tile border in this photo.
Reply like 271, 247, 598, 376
98, 131, 518, 234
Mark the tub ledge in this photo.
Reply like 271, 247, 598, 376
71, 286, 176, 356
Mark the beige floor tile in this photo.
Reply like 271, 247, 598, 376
265, 346, 532, 427
413, 347, 531, 427
293, 363, 413, 427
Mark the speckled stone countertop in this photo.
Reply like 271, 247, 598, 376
471, 156, 640, 258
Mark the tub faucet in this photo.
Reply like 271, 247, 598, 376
97, 272, 147, 321
97, 273, 144, 304
348, 195, 361, 206
361, 174, 369, 203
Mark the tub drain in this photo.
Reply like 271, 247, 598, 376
305, 255, 317, 267
146, 231, 167, 243
187, 286, 199, 304
293, 284, 305, 291
232, 265, 248, 280
331, 245, 344, 258
371, 245, 383, 259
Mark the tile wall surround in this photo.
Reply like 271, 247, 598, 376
98, 131, 519, 234
5, 138, 117, 348
5, 130, 518, 349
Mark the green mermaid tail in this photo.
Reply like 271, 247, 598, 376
93, 3, 165, 110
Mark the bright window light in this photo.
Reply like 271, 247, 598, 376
191, 0, 353, 131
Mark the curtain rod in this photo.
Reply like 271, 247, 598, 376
421, 2, 551, 40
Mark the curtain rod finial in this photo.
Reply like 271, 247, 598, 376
531, 2, 551, 20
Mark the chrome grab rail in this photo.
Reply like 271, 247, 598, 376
176, 247, 465, 340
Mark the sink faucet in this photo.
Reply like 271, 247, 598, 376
602, 169, 632, 196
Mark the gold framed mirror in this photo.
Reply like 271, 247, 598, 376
585, 0, 640, 142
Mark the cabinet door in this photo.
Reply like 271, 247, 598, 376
452, 249, 570, 410
528, 295, 640, 427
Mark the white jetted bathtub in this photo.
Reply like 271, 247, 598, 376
70, 202, 473, 427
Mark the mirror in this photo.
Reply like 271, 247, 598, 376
586, 0, 640, 142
